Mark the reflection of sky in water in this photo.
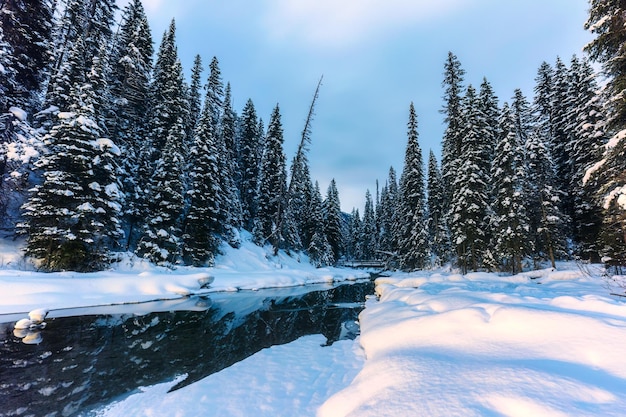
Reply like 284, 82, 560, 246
0, 280, 374, 416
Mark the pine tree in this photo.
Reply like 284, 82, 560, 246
584, 1, 626, 266
0, 0, 54, 112
205, 56, 224, 133
533, 61, 554, 139
324, 179, 343, 262
567, 56, 606, 259
585, 0, 626, 131
525, 128, 569, 268
107, 0, 153, 248
222, 82, 239, 184
344, 208, 358, 260
308, 182, 334, 267
359, 190, 376, 260
478, 78, 500, 159
377, 167, 399, 256
426, 150, 449, 266
449, 85, 491, 273
218, 82, 243, 243
397, 103, 428, 270
238, 99, 261, 229
254, 105, 287, 255
21, 50, 123, 271
550, 57, 575, 220
182, 104, 220, 266
491, 103, 533, 274
136, 24, 188, 264
188, 54, 204, 132
441, 52, 466, 210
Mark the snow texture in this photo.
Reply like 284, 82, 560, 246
1, 235, 625, 416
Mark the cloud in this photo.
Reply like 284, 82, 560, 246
263, 0, 472, 48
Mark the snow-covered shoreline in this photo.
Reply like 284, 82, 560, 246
0, 234, 369, 317
319, 265, 626, 417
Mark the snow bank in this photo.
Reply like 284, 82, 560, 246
93, 335, 364, 417
319, 268, 626, 417
0, 232, 368, 315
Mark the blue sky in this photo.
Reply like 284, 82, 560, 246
124, 0, 593, 212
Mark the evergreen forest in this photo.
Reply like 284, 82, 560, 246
1, 0, 625, 274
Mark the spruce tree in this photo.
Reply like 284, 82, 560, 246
136, 24, 188, 264
324, 179, 343, 262
205, 56, 224, 133
254, 105, 287, 255
188, 54, 204, 132
550, 57, 575, 220
0, 0, 54, 112
584, 0, 626, 265
107, 0, 153, 248
441, 52, 466, 210
378, 167, 399, 256
182, 105, 220, 266
525, 128, 569, 268
21, 48, 123, 271
491, 103, 533, 273
449, 85, 491, 273
359, 190, 376, 260
426, 150, 449, 266
567, 56, 606, 259
308, 182, 334, 267
238, 99, 261, 229
218, 82, 243, 243
397, 103, 428, 270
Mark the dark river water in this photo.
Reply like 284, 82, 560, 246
0, 279, 374, 417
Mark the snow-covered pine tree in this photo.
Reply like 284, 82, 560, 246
491, 103, 533, 274
238, 99, 261, 230
349, 208, 362, 260
449, 85, 491, 273
566, 56, 606, 260
205, 56, 224, 134
188, 55, 203, 133
218, 82, 243, 244
426, 150, 449, 267
478, 78, 499, 160
45, 25, 92, 115
308, 181, 334, 267
136, 29, 188, 265
324, 179, 343, 263
83, 0, 117, 61
146, 19, 179, 154
533, 61, 554, 140
377, 167, 399, 257
253, 104, 287, 255
0, 26, 45, 232
397, 103, 428, 271
0, 0, 54, 112
550, 57, 576, 221
222, 82, 240, 186
441, 52, 466, 211
525, 127, 569, 268
360, 190, 376, 260
584, 0, 626, 266
21, 42, 123, 271
182, 103, 220, 266
107, 0, 153, 248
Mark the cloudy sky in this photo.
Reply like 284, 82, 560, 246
122, 0, 593, 211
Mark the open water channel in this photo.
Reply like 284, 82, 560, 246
0, 278, 374, 416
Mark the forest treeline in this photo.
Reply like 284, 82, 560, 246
0, 0, 624, 274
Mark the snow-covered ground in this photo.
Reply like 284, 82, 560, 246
319, 267, 626, 417
2, 234, 626, 416
0, 232, 368, 316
